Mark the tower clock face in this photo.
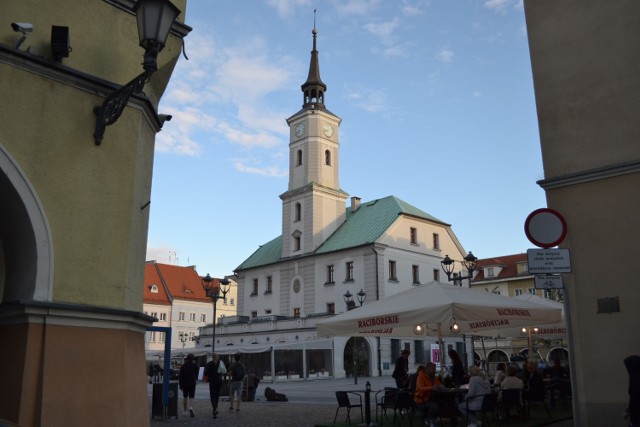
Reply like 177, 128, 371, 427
322, 123, 334, 138
294, 123, 305, 137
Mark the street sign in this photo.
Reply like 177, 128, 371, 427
527, 248, 572, 273
534, 275, 564, 289
524, 208, 567, 248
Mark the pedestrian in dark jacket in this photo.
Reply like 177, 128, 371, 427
392, 349, 410, 388
179, 354, 199, 418
204, 353, 225, 419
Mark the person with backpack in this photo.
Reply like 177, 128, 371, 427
228, 354, 245, 412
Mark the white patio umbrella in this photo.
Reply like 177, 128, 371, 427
477, 293, 567, 339
316, 281, 562, 371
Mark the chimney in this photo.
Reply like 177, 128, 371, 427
350, 196, 361, 212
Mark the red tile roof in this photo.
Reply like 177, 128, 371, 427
472, 253, 529, 282
144, 262, 223, 303
143, 263, 171, 305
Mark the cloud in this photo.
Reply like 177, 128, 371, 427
266, 0, 313, 18
400, 0, 426, 16
345, 83, 389, 114
437, 48, 455, 63
363, 17, 401, 45
232, 158, 288, 177
484, 0, 511, 13
334, 0, 383, 16
146, 245, 179, 265
157, 31, 297, 158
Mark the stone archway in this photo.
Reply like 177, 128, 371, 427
344, 336, 370, 378
0, 144, 53, 303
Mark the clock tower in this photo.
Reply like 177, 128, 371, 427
281, 26, 347, 257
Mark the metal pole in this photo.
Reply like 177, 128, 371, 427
354, 337, 358, 385
212, 300, 217, 355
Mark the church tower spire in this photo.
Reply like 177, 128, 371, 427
282, 21, 346, 258
301, 17, 327, 109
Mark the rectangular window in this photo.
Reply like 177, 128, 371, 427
252, 278, 258, 295
293, 307, 301, 318
515, 289, 523, 296
327, 302, 335, 314
487, 267, 495, 277
266, 276, 273, 294
433, 233, 440, 250
528, 288, 536, 295
433, 269, 440, 281
265, 309, 272, 315
389, 261, 397, 281
293, 235, 301, 251
159, 313, 167, 321
179, 312, 185, 321
251, 311, 257, 318
158, 332, 165, 343
345, 261, 354, 282
390, 339, 401, 361
410, 227, 418, 244
201, 313, 206, 323
414, 340, 425, 363
189, 313, 196, 322
150, 331, 156, 342
151, 312, 158, 319
230, 298, 235, 306
412, 265, 420, 284
327, 265, 335, 284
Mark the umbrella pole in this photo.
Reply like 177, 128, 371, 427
436, 322, 445, 377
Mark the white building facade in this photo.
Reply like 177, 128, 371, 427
198, 27, 472, 380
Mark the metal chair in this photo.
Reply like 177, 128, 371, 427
464, 392, 500, 426
500, 388, 523, 419
375, 387, 398, 422
334, 391, 363, 425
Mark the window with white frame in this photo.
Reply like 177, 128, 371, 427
528, 288, 536, 294
230, 298, 235, 306
293, 307, 301, 318
515, 289, 523, 296
412, 265, 420, 284
158, 332, 165, 343
389, 260, 397, 281
345, 261, 354, 282
201, 313, 206, 323
189, 313, 196, 322
159, 313, 167, 321
487, 267, 495, 277
266, 276, 273, 294
179, 312, 185, 321
327, 264, 335, 284
410, 227, 418, 245
252, 278, 258, 295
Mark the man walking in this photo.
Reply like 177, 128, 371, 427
178, 353, 199, 418
228, 354, 246, 412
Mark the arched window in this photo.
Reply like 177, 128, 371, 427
325, 149, 331, 166
297, 149, 302, 166
295, 203, 301, 221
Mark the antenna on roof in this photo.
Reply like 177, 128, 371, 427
313, 9, 317, 30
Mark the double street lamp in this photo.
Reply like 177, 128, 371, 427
178, 331, 196, 349
440, 251, 478, 286
201, 274, 231, 356
343, 289, 366, 385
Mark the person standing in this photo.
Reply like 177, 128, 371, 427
204, 353, 225, 419
448, 349, 466, 387
178, 353, 199, 418
228, 354, 246, 412
392, 349, 410, 388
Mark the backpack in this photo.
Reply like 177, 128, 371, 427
231, 362, 245, 381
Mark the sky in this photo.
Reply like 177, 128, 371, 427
145, 0, 547, 278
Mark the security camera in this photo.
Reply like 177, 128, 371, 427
11, 23, 33, 34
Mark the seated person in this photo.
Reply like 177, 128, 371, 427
499, 366, 524, 415
524, 363, 545, 402
414, 363, 447, 427
458, 366, 491, 426
493, 363, 507, 388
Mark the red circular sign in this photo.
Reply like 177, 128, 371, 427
524, 208, 567, 248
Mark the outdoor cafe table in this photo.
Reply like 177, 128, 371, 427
352, 382, 378, 427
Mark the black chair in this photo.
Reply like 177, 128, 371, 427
500, 388, 522, 419
375, 387, 398, 422
464, 392, 500, 427
524, 385, 552, 418
334, 391, 363, 425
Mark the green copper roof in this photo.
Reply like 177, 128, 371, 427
234, 196, 445, 272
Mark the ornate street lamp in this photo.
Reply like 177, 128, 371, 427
201, 274, 231, 356
441, 251, 478, 286
94, 0, 180, 145
343, 289, 366, 384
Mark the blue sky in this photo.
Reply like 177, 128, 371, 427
146, 0, 546, 278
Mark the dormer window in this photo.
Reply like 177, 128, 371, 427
487, 267, 495, 277
150, 284, 158, 293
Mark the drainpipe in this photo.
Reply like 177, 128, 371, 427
371, 244, 382, 377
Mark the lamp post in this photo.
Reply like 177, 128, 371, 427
201, 274, 231, 356
344, 289, 366, 385
93, 0, 180, 145
178, 332, 189, 349
441, 251, 478, 286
